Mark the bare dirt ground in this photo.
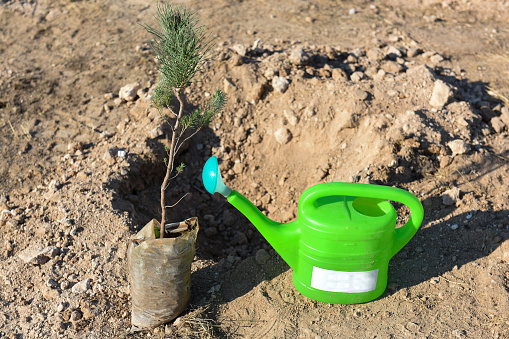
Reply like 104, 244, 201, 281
1, 0, 509, 338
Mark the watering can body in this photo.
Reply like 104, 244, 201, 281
202, 157, 424, 304
226, 182, 424, 304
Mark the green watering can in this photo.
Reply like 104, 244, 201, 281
202, 156, 424, 304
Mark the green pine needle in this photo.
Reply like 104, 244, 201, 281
144, 2, 213, 89
151, 75, 175, 109
200, 89, 227, 128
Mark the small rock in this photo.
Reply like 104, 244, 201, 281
366, 48, 385, 62
60, 280, 71, 290
430, 54, 444, 63
386, 46, 403, 59
272, 76, 290, 93
274, 128, 292, 144
407, 48, 422, 58
231, 44, 248, 57
223, 78, 237, 93
450, 224, 459, 230
255, 249, 271, 265
56, 302, 67, 313
443, 187, 461, 206
247, 82, 266, 103
48, 179, 61, 190
102, 149, 116, 165
19, 245, 60, 265
70, 309, 83, 322
289, 47, 310, 66
252, 38, 263, 53
499, 106, 509, 126
332, 68, 347, 80
234, 127, 248, 142
439, 155, 452, 168
146, 119, 165, 136
490, 117, 506, 133
72, 279, 91, 294
430, 80, 453, 108
230, 54, 243, 66
382, 61, 404, 74
119, 82, 141, 102
117, 150, 127, 157
350, 71, 365, 82
67, 141, 84, 153
355, 90, 369, 101
447, 139, 470, 156
284, 110, 299, 126
304, 105, 317, 118
46, 279, 59, 289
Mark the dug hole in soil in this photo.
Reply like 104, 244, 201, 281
0, 0, 508, 338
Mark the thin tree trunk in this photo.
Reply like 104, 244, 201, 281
160, 88, 184, 238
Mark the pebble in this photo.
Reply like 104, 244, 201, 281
56, 302, 67, 312
499, 106, 509, 126
274, 128, 292, 144
46, 279, 59, 289
149, 125, 164, 139
350, 71, 365, 82
283, 110, 299, 126
70, 309, 83, 322
447, 139, 470, 156
102, 148, 116, 165
429, 80, 453, 108
382, 61, 404, 74
490, 117, 506, 133
231, 44, 248, 57
60, 280, 71, 290
355, 90, 369, 101
272, 76, 290, 93
71, 278, 91, 294
18, 245, 60, 265
386, 46, 403, 59
450, 224, 459, 230
289, 47, 310, 66
407, 48, 422, 58
442, 187, 460, 206
332, 68, 347, 80
119, 82, 141, 102
366, 48, 385, 62
440, 155, 453, 168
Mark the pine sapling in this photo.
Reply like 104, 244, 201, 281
144, 2, 226, 238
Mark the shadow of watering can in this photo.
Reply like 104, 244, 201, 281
202, 156, 424, 304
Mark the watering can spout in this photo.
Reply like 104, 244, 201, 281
202, 157, 299, 269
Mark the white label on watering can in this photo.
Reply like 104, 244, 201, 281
311, 267, 379, 293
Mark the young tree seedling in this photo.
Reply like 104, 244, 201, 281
144, 2, 226, 238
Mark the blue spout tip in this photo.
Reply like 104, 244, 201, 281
202, 156, 232, 197
202, 156, 219, 195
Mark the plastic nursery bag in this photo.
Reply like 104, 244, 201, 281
128, 217, 199, 329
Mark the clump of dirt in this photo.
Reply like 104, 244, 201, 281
0, 0, 508, 338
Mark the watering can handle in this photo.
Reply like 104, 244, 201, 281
301, 183, 424, 257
